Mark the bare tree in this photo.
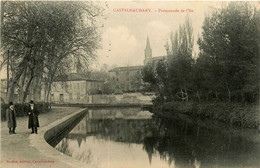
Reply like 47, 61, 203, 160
1, 1, 104, 103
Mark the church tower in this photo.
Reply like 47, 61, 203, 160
144, 36, 152, 65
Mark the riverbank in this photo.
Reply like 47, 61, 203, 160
151, 101, 260, 129
1, 107, 85, 168
51, 93, 153, 105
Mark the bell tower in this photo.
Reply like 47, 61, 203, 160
144, 36, 152, 65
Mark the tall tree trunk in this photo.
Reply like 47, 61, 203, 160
33, 49, 45, 102
6, 50, 9, 95
10, 52, 14, 79
180, 87, 184, 101
185, 122, 188, 136
45, 67, 57, 102
8, 66, 26, 102
33, 76, 42, 102
196, 127, 200, 141
46, 83, 52, 103
22, 69, 34, 104
225, 82, 231, 102
240, 90, 245, 103
184, 86, 188, 101
197, 90, 201, 103
1, 1, 5, 26
227, 135, 232, 151
44, 82, 48, 102
18, 67, 28, 103
45, 76, 53, 102
8, 48, 31, 102
44, 52, 59, 102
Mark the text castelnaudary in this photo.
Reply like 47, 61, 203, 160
113, 8, 151, 12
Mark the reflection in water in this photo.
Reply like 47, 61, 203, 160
56, 108, 260, 168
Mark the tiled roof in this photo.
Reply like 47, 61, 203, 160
54, 73, 104, 82
147, 55, 166, 61
109, 65, 143, 72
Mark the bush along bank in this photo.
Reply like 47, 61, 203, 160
1, 103, 51, 121
151, 101, 260, 129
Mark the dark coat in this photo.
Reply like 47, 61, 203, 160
6, 108, 17, 128
27, 106, 40, 129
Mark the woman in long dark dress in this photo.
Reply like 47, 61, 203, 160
27, 100, 40, 134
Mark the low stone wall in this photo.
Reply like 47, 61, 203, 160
53, 93, 153, 105
30, 108, 88, 168
44, 108, 87, 147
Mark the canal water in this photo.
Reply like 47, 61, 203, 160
55, 107, 260, 168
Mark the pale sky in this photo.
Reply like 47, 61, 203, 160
94, 1, 223, 69
1, 1, 258, 78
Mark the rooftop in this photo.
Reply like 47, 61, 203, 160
54, 73, 104, 82
109, 65, 143, 72
147, 55, 167, 61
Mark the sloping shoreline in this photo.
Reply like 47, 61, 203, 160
1, 107, 87, 168
30, 108, 88, 168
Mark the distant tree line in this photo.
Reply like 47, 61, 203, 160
1, 1, 104, 103
142, 2, 259, 104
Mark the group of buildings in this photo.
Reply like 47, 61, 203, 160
1, 37, 166, 103
48, 73, 104, 103
108, 37, 166, 93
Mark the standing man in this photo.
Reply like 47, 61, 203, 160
28, 100, 40, 134
6, 102, 17, 134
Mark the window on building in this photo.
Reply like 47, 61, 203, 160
77, 93, 80, 100
51, 94, 54, 101
60, 94, 64, 102
69, 93, 73, 100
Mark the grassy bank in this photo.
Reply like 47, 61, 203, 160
151, 101, 260, 129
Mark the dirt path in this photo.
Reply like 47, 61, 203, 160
1, 107, 82, 168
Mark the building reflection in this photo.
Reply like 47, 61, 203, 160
142, 116, 260, 168
66, 109, 155, 144
56, 108, 260, 168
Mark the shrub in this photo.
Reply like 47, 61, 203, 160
151, 101, 260, 129
1, 103, 51, 121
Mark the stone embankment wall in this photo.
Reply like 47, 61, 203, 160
29, 108, 88, 168
55, 93, 154, 105
44, 108, 87, 147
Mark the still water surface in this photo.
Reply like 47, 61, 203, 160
56, 107, 260, 168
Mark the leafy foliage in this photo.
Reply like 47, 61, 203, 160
197, 2, 259, 103
143, 2, 259, 104
1, 1, 103, 103
1, 103, 50, 121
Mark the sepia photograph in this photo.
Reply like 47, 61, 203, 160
0, 1, 259, 168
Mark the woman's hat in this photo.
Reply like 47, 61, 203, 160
9, 102, 14, 106
29, 100, 34, 104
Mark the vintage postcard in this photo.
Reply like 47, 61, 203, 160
1, 1, 259, 168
